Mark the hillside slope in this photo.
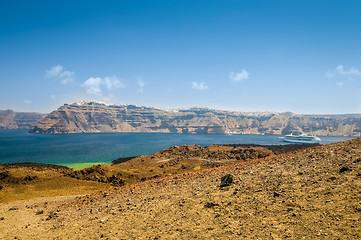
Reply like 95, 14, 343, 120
0, 138, 360, 239
30, 101, 361, 136
1, 144, 311, 202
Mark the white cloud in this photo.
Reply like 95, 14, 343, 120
325, 65, 361, 78
24, 99, 32, 104
229, 69, 249, 82
82, 77, 103, 95
59, 70, 75, 84
336, 82, 344, 87
45, 65, 75, 84
324, 70, 334, 78
336, 65, 361, 76
51, 95, 56, 100
137, 77, 145, 92
46, 65, 63, 78
192, 81, 208, 90
81, 75, 126, 95
104, 76, 126, 90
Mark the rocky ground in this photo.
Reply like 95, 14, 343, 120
0, 139, 360, 239
1, 144, 315, 203
109, 143, 317, 184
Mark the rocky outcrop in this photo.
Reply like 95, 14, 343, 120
0, 110, 46, 130
30, 101, 361, 136
67, 165, 124, 186
140, 144, 275, 163
108, 143, 317, 184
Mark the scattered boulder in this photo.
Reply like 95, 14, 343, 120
23, 175, 38, 182
220, 174, 233, 187
67, 165, 125, 186
327, 176, 337, 182
0, 171, 9, 180
35, 210, 44, 215
273, 192, 280, 197
204, 202, 219, 208
340, 166, 350, 173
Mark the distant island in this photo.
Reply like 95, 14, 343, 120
25, 101, 361, 136
0, 110, 46, 130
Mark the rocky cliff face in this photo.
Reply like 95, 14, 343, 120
0, 110, 46, 130
30, 101, 361, 136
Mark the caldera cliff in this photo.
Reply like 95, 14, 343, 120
29, 101, 361, 136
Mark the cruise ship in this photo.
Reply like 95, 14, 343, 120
280, 133, 321, 144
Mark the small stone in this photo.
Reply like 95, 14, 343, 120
327, 176, 336, 181
9, 207, 18, 211
0, 217, 4, 220
35, 210, 44, 215
340, 166, 350, 173
204, 202, 218, 208
220, 174, 233, 187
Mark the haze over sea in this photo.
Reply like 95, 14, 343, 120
0, 130, 353, 169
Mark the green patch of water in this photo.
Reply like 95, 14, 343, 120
62, 162, 111, 170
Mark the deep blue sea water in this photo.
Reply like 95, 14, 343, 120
0, 130, 354, 167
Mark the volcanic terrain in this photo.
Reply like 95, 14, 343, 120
0, 139, 360, 239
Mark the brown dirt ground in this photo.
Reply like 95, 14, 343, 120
0, 165, 111, 203
0, 139, 360, 239
1, 144, 313, 204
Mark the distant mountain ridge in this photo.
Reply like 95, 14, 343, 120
29, 101, 361, 136
0, 110, 46, 130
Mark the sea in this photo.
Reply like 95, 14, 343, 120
0, 130, 354, 169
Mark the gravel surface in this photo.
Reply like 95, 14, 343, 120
1, 138, 360, 239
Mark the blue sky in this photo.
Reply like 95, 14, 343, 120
1, 0, 361, 114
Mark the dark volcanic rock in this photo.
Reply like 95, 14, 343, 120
67, 165, 124, 186
340, 166, 350, 173
204, 202, 219, 208
220, 174, 233, 187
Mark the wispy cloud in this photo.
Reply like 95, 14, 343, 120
324, 70, 335, 78
46, 65, 75, 84
82, 77, 103, 95
104, 76, 126, 90
336, 82, 344, 87
229, 69, 249, 82
46, 65, 63, 78
192, 81, 208, 90
336, 65, 361, 76
137, 77, 145, 92
24, 99, 32, 104
325, 65, 361, 78
81, 75, 126, 95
